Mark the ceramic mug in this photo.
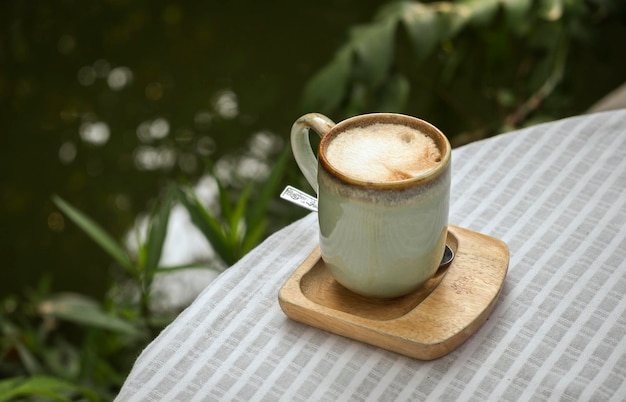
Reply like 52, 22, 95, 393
290, 113, 451, 298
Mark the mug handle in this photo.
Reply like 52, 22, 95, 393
290, 113, 335, 193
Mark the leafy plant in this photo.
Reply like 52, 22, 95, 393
177, 146, 291, 266
302, 0, 626, 143
0, 147, 291, 400
0, 187, 190, 399
0, 281, 139, 401
52, 186, 206, 331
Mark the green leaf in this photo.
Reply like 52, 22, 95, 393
38, 293, 140, 336
246, 146, 289, 233
144, 188, 175, 283
15, 342, 43, 376
215, 177, 233, 223
42, 339, 81, 379
344, 83, 370, 117
538, 0, 563, 20
349, 18, 397, 87
52, 195, 133, 271
396, 2, 444, 60
501, 0, 533, 29
460, 0, 501, 26
241, 218, 267, 256
301, 46, 353, 113
175, 187, 234, 265
156, 262, 222, 273
0, 378, 23, 401
376, 73, 410, 111
0, 375, 98, 402
435, 2, 472, 38
229, 184, 251, 248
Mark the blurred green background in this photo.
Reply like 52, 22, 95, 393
1, 0, 384, 300
3, 0, 625, 301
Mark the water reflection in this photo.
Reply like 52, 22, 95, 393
212, 90, 239, 119
137, 117, 170, 142
107, 66, 133, 91
77, 59, 113, 87
193, 111, 213, 130
47, 211, 65, 233
122, 128, 284, 310
57, 34, 76, 55
2, 0, 382, 300
215, 130, 283, 185
58, 141, 77, 164
79, 121, 110, 145
123, 185, 222, 311
133, 146, 177, 171
77, 61, 133, 102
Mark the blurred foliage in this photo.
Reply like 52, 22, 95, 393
177, 147, 289, 265
1, 279, 144, 401
302, 0, 626, 145
1, 156, 288, 400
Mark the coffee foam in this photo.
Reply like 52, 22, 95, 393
325, 123, 441, 183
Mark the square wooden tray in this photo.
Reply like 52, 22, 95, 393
278, 225, 509, 360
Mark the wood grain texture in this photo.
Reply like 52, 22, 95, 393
278, 225, 509, 360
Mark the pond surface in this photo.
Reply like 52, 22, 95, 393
3, 1, 626, 302
1, 0, 382, 299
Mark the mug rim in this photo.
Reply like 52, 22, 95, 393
318, 113, 451, 189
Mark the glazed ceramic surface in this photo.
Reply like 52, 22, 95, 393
291, 113, 451, 298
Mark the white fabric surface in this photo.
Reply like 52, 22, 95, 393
116, 110, 626, 401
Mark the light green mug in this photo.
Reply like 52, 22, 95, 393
291, 112, 451, 298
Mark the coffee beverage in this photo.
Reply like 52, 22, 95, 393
324, 123, 441, 183
291, 113, 451, 298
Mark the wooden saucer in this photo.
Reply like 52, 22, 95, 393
278, 225, 509, 360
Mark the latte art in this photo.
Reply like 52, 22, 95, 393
325, 123, 441, 183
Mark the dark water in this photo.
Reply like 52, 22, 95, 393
3, 1, 626, 301
0, 0, 382, 299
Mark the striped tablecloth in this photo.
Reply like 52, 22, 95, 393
116, 109, 626, 401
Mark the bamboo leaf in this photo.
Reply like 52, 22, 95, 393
38, 293, 141, 336
52, 195, 133, 271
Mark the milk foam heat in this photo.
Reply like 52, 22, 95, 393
325, 123, 441, 183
